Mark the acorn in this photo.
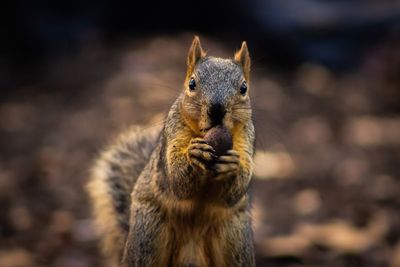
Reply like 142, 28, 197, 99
204, 125, 233, 156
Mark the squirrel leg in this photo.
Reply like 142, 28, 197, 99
122, 203, 171, 267
216, 212, 255, 267
167, 137, 215, 199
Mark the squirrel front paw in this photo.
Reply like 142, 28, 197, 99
214, 150, 240, 181
188, 138, 217, 171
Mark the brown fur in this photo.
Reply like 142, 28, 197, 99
87, 36, 255, 267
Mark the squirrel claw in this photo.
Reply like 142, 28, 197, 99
189, 148, 216, 162
190, 157, 208, 171
213, 149, 240, 180
188, 138, 217, 170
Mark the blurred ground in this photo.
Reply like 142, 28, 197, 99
0, 35, 399, 267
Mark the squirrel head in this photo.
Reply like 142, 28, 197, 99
181, 36, 252, 136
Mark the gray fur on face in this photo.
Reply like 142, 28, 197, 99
193, 57, 245, 105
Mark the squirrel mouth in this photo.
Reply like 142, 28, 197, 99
200, 123, 224, 134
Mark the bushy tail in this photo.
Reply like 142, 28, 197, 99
86, 125, 161, 265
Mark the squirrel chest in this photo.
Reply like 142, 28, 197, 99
159, 195, 245, 267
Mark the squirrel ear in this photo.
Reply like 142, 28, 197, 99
187, 36, 206, 75
234, 41, 251, 80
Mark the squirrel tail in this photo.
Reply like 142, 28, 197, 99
86, 125, 161, 264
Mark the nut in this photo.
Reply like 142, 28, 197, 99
204, 126, 233, 156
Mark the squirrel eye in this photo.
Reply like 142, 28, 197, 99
240, 81, 247, 95
188, 78, 196, 91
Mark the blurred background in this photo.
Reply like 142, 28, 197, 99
1, 0, 400, 266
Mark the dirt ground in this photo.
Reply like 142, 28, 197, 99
0, 35, 399, 267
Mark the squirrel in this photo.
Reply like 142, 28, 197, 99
87, 36, 255, 267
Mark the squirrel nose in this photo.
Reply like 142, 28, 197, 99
208, 103, 226, 126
